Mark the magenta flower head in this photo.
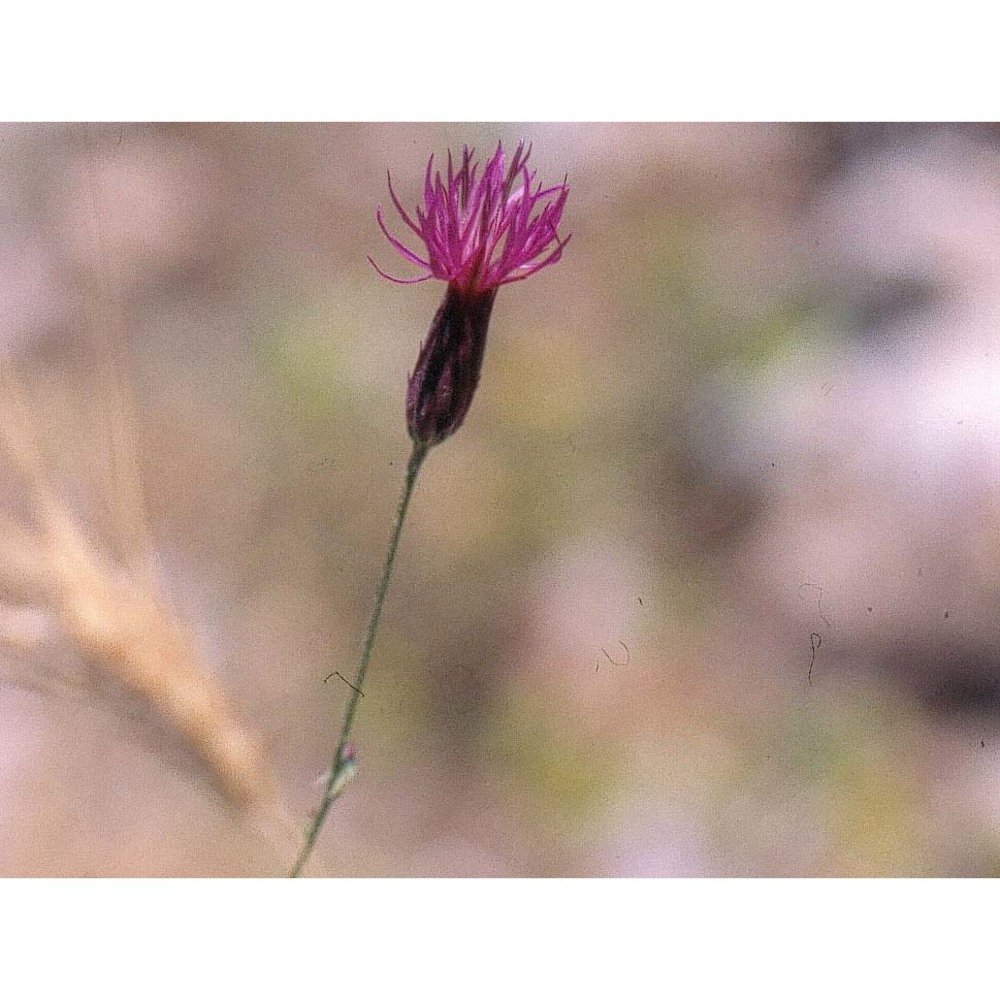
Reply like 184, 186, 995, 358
370, 141, 570, 447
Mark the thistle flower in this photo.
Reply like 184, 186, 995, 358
370, 141, 570, 447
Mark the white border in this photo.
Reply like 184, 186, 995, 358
3, 879, 994, 995
2, 0, 993, 120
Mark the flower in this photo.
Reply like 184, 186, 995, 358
370, 141, 570, 296
370, 141, 570, 446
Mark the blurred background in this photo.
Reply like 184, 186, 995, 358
1, 122, 999, 876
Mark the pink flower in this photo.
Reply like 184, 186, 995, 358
370, 141, 570, 297
371, 142, 570, 448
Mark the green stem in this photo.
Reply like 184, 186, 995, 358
290, 441, 429, 877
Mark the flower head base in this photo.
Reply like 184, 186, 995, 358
372, 141, 569, 448
404, 283, 496, 446
370, 141, 570, 297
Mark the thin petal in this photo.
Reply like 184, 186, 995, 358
494, 233, 571, 286
367, 255, 433, 284
377, 207, 431, 268
386, 172, 424, 238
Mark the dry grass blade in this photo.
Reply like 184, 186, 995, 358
0, 364, 298, 869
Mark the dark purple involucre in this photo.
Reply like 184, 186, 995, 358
404, 284, 495, 445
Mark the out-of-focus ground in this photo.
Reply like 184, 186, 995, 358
1, 122, 999, 876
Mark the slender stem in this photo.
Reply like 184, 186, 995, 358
290, 441, 429, 877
